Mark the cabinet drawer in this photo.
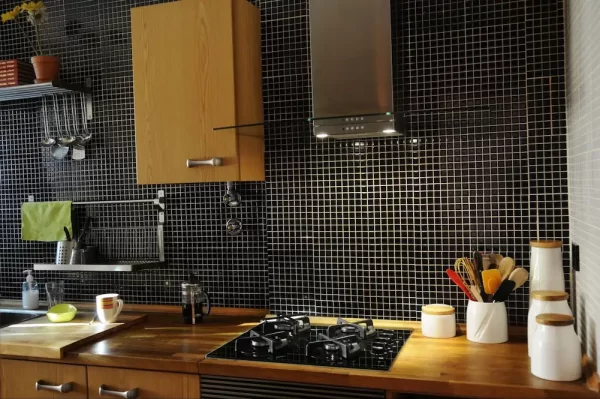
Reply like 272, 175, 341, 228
0, 359, 87, 399
87, 366, 200, 399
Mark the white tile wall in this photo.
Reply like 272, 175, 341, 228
565, 0, 600, 365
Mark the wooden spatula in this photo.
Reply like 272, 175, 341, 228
508, 267, 529, 290
498, 257, 515, 281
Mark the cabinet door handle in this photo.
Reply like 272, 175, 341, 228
35, 380, 74, 393
99, 385, 139, 399
186, 157, 223, 167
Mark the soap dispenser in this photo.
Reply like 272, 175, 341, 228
22, 270, 39, 310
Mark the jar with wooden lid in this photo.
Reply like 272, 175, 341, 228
421, 304, 455, 338
530, 240, 565, 299
530, 313, 582, 382
527, 291, 572, 357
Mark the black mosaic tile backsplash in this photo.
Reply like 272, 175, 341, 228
0, 0, 567, 325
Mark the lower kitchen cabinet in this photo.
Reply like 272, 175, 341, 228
87, 366, 200, 399
0, 359, 87, 399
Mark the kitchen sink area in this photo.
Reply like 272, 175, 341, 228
0, 309, 44, 329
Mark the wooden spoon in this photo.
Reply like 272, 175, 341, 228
489, 253, 504, 267
470, 285, 484, 302
508, 267, 529, 290
498, 257, 515, 280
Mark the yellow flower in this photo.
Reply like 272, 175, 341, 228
1, 6, 22, 23
21, 1, 44, 13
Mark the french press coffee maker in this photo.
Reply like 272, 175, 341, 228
181, 278, 211, 325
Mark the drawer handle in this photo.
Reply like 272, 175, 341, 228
186, 157, 223, 168
35, 380, 74, 393
99, 385, 139, 399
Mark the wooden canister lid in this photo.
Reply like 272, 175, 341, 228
531, 290, 569, 301
536, 313, 574, 326
530, 240, 562, 248
422, 304, 455, 316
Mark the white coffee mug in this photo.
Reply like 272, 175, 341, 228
96, 293, 124, 324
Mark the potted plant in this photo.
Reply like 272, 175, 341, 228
1, 2, 58, 83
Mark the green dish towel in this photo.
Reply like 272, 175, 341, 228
21, 201, 73, 241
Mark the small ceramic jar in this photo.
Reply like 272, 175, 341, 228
530, 240, 565, 300
466, 300, 508, 344
421, 304, 456, 338
531, 313, 582, 382
528, 290, 572, 357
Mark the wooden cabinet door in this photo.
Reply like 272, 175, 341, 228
0, 359, 87, 399
87, 366, 200, 399
132, 0, 240, 184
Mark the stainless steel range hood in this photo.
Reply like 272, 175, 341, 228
309, 0, 404, 140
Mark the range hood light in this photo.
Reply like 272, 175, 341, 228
316, 133, 329, 139
309, 0, 405, 139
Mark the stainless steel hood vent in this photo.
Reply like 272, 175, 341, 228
309, 0, 404, 140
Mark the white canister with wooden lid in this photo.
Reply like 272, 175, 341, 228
421, 304, 456, 338
527, 290, 572, 357
530, 240, 565, 298
530, 313, 582, 382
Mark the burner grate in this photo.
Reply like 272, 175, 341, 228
208, 318, 413, 372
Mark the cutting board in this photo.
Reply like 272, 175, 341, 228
0, 312, 147, 359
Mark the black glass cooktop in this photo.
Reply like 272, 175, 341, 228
206, 325, 413, 371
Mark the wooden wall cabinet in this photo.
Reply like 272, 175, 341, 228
87, 366, 200, 399
0, 359, 87, 399
131, 0, 265, 184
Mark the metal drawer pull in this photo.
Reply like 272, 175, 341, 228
99, 385, 139, 399
186, 157, 223, 167
35, 380, 74, 393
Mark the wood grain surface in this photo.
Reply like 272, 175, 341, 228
87, 366, 200, 399
0, 359, 87, 399
0, 312, 146, 359
198, 317, 598, 399
131, 0, 239, 184
64, 313, 264, 374
131, 0, 264, 184
1, 309, 597, 399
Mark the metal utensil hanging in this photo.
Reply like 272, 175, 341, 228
50, 94, 69, 160
223, 181, 241, 207
70, 94, 86, 160
58, 94, 77, 147
40, 97, 56, 148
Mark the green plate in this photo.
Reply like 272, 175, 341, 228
46, 304, 77, 323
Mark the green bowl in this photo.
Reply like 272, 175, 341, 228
47, 304, 77, 323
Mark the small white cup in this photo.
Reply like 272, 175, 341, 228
96, 293, 124, 324
466, 300, 508, 344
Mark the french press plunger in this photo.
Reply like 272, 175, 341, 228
181, 278, 211, 325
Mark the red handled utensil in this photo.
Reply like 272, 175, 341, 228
446, 268, 476, 301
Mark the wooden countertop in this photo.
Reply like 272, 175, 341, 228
1, 306, 597, 399
199, 317, 599, 399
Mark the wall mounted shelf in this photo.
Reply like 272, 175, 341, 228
33, 261, 165, 272
0, 79, 93, 120
0, 80, 87, 102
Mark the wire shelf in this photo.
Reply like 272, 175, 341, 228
0, 80, 89, 103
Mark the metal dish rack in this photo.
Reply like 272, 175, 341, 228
33, 190, 166, 272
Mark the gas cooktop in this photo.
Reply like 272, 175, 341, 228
206, 315, 413, 371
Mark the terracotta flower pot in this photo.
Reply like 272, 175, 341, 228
31, 55, 60, 83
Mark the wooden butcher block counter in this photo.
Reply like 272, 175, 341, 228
0, 305, 597, 399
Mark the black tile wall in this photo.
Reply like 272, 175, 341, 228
0, 0, 568, 325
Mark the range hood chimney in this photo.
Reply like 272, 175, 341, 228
309, 0, 404, 140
